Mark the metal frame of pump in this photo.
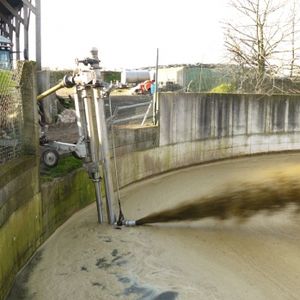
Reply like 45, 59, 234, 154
38, 48, 116, 224
0, 35, 13, 69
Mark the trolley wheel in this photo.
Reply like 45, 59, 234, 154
42, 149, 59, 168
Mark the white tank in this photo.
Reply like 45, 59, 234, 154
121, 70, 150, 84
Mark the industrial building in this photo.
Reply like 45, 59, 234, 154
154, 64, 234, 92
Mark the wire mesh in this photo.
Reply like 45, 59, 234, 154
106, 95, 153, 126
0, 65, 23, 165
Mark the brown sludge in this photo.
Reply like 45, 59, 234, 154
136, 175, 300, 225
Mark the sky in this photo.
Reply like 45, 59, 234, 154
36, 0, 231, 70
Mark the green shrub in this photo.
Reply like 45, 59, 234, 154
210, 83, 236, 93
41, 155, 83, 181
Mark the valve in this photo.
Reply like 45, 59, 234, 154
114, 219, 136, 227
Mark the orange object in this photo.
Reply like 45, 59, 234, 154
143, 80, 152, 91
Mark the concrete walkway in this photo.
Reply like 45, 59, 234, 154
8, 153, 300, 300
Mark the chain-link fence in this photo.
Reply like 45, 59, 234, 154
0, 64, 24, 165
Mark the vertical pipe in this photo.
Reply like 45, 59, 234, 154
153, 48, 159, 125
93, 176, 104, 224
82, 87, 104, 224
74, 91, 84, 137
76, 89, 90, 141
35, 0, 41, 70
82, 88, 98, 160
23, 5, 29, 60
15, 21, 20, 61
93, 88, 116, 225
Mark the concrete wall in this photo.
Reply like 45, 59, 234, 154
112, 125, 159, 156
3, 87, 300, 298
0, 62, 41, 300
0, 167, 95, 300
115, 92, 300, 187
159, 93, 300, 149
41, 169, 95, 241
37, 70, 57, 124
0, 64, 95, 300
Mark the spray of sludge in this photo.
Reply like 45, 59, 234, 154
136, 172, 300, 225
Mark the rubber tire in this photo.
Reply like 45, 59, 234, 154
42, 149, 59, 168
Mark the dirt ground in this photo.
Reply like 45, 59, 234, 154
46, 122, 79, 143
8, 153, 300, 300
45, 91, 152, 144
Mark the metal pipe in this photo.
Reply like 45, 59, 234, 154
73, 92, 84, 137
141, 100, 153, 126
93, 175, 104, 224
116, 102, 151, 111
37, 75, 75, 101
122, 220, 136, 226
75, 88, 90, 146
35, 0, 42, 70
93, 88, 116, 225
114, 219, 137, 227
82, 87, 104, 224
37, 81, 65, 101
111, 114, 148, 125
153, 48, 159, 125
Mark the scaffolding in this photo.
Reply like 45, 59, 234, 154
0, 62, 23, 164
0, 0, 41, 69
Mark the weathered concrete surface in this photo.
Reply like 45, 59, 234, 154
21, 61, 39, 156
159, 93, 300, 148
0, 62, 96, 299
110, 93, 300, 188
8, 153, 300, 300
0, 62, 41, 300
113, 125, 158, 156
160, 93, 300, 145
4, 89, 300, 300
37, 70, 57, 124
41, 168, 95, 241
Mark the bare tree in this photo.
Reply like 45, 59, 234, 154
224, 0, 289, 91
290, 0, 296, 76
288, 0, 300, 77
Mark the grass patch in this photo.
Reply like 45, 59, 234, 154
41, 155, 83, 182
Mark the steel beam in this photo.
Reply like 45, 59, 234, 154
35, 0, 41, 69
21, 0, 36, 14
0, 0, 24, 25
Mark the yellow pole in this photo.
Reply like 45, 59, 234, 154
37, 81, 65, 101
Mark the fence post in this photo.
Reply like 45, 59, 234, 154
19, 61, 39, 156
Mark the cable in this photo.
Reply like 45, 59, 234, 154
108, 95, 124, 225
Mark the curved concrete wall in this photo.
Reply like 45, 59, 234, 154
0, 62, 41, 300
3, 91, 300, 299
0, 167, 95, 300
159, 93, 300, 146
115, 93, 300, 187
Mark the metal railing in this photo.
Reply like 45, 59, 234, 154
106, 95, 153, 126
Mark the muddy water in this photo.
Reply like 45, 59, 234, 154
136, 175, 300, 225
8, 153, 300, 300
